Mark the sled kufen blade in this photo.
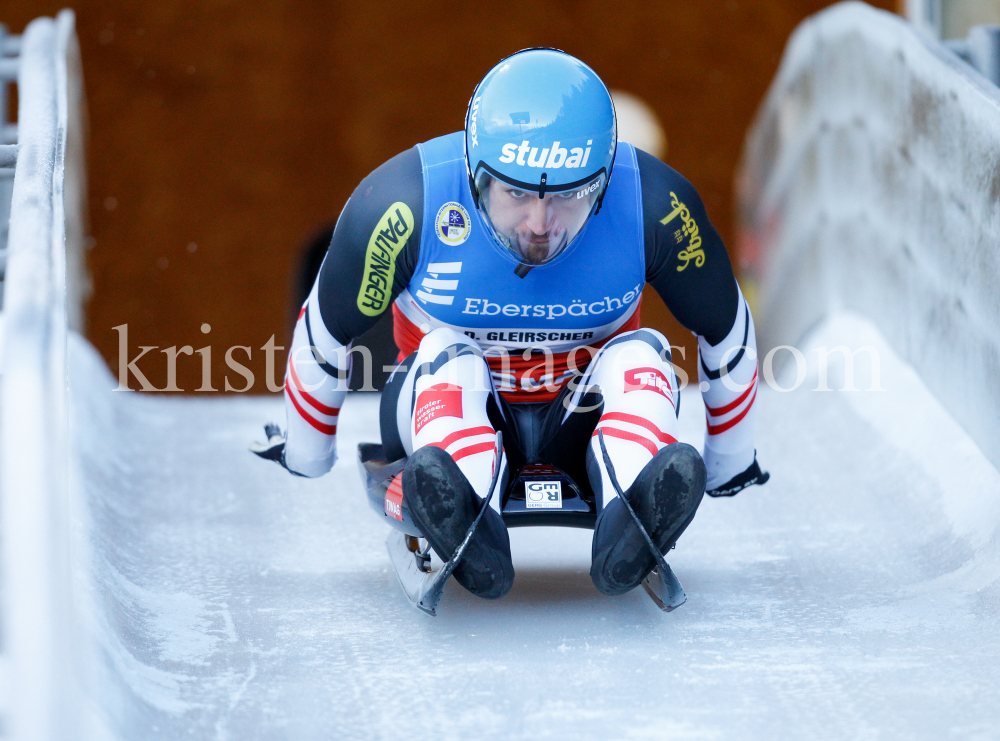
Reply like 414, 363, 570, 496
597, 431, 687, 612
639, 564, 686, 612
386, 432, 503, 616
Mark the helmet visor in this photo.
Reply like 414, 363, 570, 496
475, 168, 605, 266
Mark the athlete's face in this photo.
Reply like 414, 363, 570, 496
484, 177, 600, 264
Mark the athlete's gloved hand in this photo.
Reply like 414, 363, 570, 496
706, 457, 769, 498
249, 423, 305, 477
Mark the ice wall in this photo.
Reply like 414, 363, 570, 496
738, 1, 1000, 471
0, 11, 104, 741
0, 13, 77, 741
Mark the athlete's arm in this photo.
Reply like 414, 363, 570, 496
637, 149, 766, 495
314, 147, 424, 344
279, 148, 424, 477
638, 149, 737, 343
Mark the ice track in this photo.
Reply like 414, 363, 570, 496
73, 313, 1000, 740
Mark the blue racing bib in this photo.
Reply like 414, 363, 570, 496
395, 132, 645, 355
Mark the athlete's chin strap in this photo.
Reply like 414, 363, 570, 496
469, 171, 480, 209
514, 263, 533, 279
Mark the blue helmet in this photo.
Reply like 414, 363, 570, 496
464, 48, 617, 273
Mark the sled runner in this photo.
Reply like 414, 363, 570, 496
357, 430, 685, 614
596, 430, 687, 612
359, 433, 503, 616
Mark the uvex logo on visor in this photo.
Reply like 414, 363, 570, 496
469, 97, 481, 147
498, 140, 593, 169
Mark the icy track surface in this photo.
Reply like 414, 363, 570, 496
72, 313, 1000, 741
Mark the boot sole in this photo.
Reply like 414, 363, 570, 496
403, 447, 514, 599
591, 443, 706, 595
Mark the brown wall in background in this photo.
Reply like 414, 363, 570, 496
4, 1, 895, 392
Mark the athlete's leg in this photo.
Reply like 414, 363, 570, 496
699, 286, 764, 494
562, 328, 706, 595
378, 327, 514, 598
563, 329, 681, 497
380, 328, 508, 503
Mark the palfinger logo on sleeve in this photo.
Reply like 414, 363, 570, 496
356, 202, 415, 317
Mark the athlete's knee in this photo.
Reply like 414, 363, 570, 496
596, 329, 673, 381
416, 327, 481, 358
413, 328, 492, 394
588, 329, 679, 416
604, 328, 671, 362
631, 327, 670, 348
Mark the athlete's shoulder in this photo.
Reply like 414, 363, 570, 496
635, 148, 718, 272
340, 146, 425, 261
636, 147, 737, 343
634, 148, 705, 213
416, 131, 466, 168
354, 146, 425, 207
314, 146, 424, 344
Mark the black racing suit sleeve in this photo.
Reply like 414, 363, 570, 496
637, 148, 738, 347
315, 147, 424, 345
